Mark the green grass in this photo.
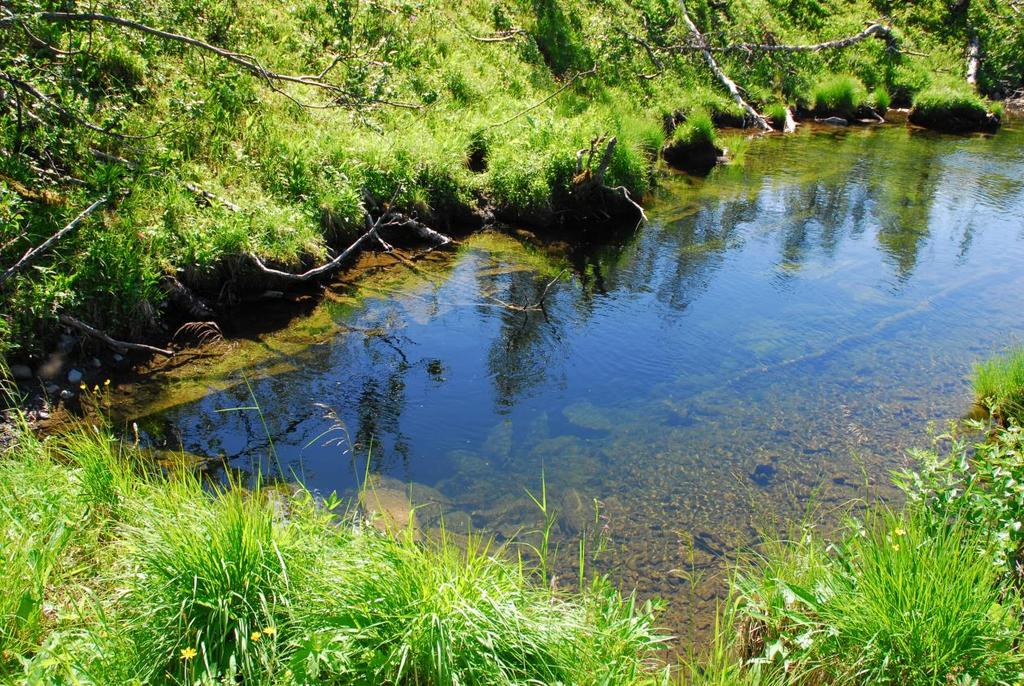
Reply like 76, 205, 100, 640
811, 74, 869, 116
974, 347, 1024, 422
0, 417, 667, 684
692, 413, 1024, 685
670, 110, 717, 148
909, 83, 998, 131
697, 503, 1024, 685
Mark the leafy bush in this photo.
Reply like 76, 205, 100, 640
731, 506, 1024, 684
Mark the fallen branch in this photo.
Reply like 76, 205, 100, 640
678, 2, 772, 131
464, 27, 525, 42
252, 213, 386, 282
487, 64, 598, 129
378, 212, 453, 247
89, 148, 241, 211
611, 186, 648, 224
966, 34, 980, 87
1, 71, 166, 140
723, 23, 896, 53
59, 314, 174, 357
0, 195, 107, 287
183, 182, 242, 212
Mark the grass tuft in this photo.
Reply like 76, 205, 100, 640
974, 347, 1024, 422
811, 75, 868, 116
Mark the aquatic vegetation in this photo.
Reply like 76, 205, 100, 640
0, 418, 667, 684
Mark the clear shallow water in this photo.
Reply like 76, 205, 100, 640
120, 124, 1024, 641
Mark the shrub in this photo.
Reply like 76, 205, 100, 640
811, 75, 868, 116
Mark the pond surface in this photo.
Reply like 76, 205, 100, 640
118, 123, 1024, 643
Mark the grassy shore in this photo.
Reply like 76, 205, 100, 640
0, 407, 668, 684
688, 356, 1024, 685
1, 0, 1020, 358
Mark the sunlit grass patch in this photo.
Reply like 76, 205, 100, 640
974, 347, 1024, 422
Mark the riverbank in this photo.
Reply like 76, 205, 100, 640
2, 0, 1020, 369
0, 402, 669, 684
4, 350, 1024, 683
689, 353, 1024, 684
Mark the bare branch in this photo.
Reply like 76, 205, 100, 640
487, 64, 598, 129
250, 211, 388, 282
59, 314, 174, 356
723, 23, 897, 53
0, 71, 160, 139
0, 195, 108, 287
678, 2, 772, 131
4, 11, 420, 109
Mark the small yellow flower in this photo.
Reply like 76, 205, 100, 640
250, 631, 261, 642
104, 379, 111, 387
262, 626, 276, 636
894, 528, 906, 536
93, 385, 100, 393
180, 647, 197, 660
891, 543, 900, 551
79, 383, 87, 391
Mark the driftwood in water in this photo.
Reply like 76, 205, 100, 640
677, 1, 772, 131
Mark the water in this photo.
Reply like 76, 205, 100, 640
118, 123, 1024, 642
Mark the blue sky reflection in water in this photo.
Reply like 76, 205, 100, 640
128, 124, 1024, 638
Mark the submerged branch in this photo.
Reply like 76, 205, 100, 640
59, 314, 174, 357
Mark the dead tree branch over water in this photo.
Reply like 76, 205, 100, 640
677, 1, 773, 131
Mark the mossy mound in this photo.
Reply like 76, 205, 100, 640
662, 110, 723, 174
910, 87, 1001, 133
